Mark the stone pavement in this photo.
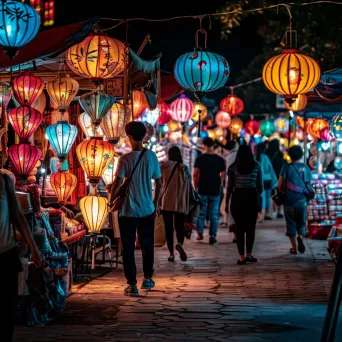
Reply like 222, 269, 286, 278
14, 219, 342, 342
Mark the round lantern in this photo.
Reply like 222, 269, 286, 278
47, 74, 79, 112
192, 103, 208, 122
274, 117, 290, 134
245, 120, 260, 135
330, 115, 342, 141
320, 127, 332, 141
309, 118, 329, 140
78, 112, 104, 138
51, 109, 69, 125
167, 120, 181, 132
170, 94, 194, 123
215, 111, 231, 129
80, 195, 109, 233
0, 82, 12, 118
79, 91, 116, 129
262, 49, 320, 104
100, 102, 128, 144
65, 34, 125, 84
8, 143, 42, 177
76, 137, 115, 186
228, 117, 243, 134
260, 120, 276, 138
0, 1, 40, 58
8, 106, 43, 141
12, 72, 44, 106
102, 157, 119, 185
132, 89, 149, 119
220, 95, 244, 116
50, 171, 77, 205
284, 94, 307, 111
46, 121, 78, 161
157, 100, 171, 125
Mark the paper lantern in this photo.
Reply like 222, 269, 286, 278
51, 109, 69, 125
192, 103, 208, 122
245, 120, 260, 135
32, 92, 47, 114
102, 157, 119, 185
157, 100, 171, 125
274, 117, 290, 134
220, 95, 244, 116
78, 112, 104, 138
320, 127, 332, 142
167, 120, 181, 132
132, 89, 149, 118
80, 195, 109, 233
79, 91, 116, 129
8, 143, 42, 177
139, 108, 160, 126
12, 72, 44, 106
8, 106, 43, 141
46, 121, 78, 161
215, 111, 231, 129
0, 82, 12, 118
101, 102, 128, 144
0, 1, 40, 57
76, 137, 115, 186
47, 74, 79, 112
260, 120, 276, 138
170, 94, 194, 123
65, 34, 125, 84
50, 171, 77, 205
262, 49, 320, 104
227, 117, 242, 135
308, 118, 329, 140
296, 116, 305, 129
284, 94, 307, 111
330, 115, 342, 141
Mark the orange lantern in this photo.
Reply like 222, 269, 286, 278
192, 103, 208, 122
220, 95, 244, 116
307, 118, 329, 140
66, 34, 125, 84
229, 116, 243, 134
131, 89, 149, 118
296, 116, 305, 129
76, 137, 115, 186
12, 72, 44, 106
215, 111, 231, 128
284, 94, 307, 112
50, 171, 77, 205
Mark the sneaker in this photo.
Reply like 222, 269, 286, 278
124, 284, 139, 297
277, 213, 284, 219
237, 259, 247, 265
141, 278, 155, 290
264, 216, 273, 221
297, 236, 306, 254
246, 255, 258, 263
168, 255, 175, 262
209, 237, 218, 245
196, 232, 203, 241
176, 243, 187, 261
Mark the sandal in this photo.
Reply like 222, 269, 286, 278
290, 248, 297, 254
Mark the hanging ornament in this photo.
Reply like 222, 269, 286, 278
12, 72, 44, 106
80, 195, 109, 233
330, 115, 342, 141
0, 82, 12, 118
170, 94, 194, 123
78, 112, 104, 138
192, 103, 208, 122
65, 34, 125, 85
245, 120, 260, 135
220, 94, 244, 116
50, 171, 77, 205
46, 121, 78, 161
76, 137, 115, 187
229, 117, 243, 134
131, 89, 149, 119
8, 106, 43, 141
157, 100, 172, 125
0, 1, 40, 58
260, 120, 276, 138
284, 94, 307, 112
47, 74, 79, 112
274, 117, 290, 134
102, 156, 119, 185
215, 111, 231, 129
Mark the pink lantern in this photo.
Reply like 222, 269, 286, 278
320, 127, 332, 141
245, 120, 260, 135
215, 111, 231, 128
157, 100, 172, 125
170, 94, 194, 123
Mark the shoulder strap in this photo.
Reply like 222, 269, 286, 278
160, 163, 179, 200
129, 148, 147, 179
291, 164, 310, 192
283, 164, 289, 193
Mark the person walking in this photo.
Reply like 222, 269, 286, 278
160, 146, 192, 262
194, 137, 226, 245
278, 145, 313, 254
226, 145, 263, 265
110, 121, 162, 297
0, 172, 44, 342
255, 142, 278, 222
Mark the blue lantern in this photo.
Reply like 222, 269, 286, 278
0, 1, 40, 58
46, 121, 78, 162
174, 30, 229, 99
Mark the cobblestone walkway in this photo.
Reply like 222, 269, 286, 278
14, 220, 342, 341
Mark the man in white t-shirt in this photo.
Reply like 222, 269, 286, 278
110, 121, 162, 297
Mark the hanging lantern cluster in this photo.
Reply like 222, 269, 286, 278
170, 94, 194, 123
215, 111, 231, 129
220, 94, 244, 116
260, 120, 276, 138
330, 115, 342, 141
50, 171, 77, 205
192, 103, 208, 122
229, 117, 243, 134
274, 117, 290, 134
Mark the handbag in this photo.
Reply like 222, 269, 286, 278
291, 164, 315, 201
110, 149, 147, 212
272, 164, 289, 207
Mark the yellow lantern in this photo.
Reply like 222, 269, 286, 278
207, 129, 216, 140
76, 137, 115, 186
50, 171, 77, 205
66, 34, 125, 84
132, 89, 149, 118
167, 120, 181, 132
229, 117, 243, 134
262, 49, 320, 104
47, 74, 79, 112
284, 94, 307, 111
192, 103, 208, 122
214, 127, 225, 139
80, 195, 109, 233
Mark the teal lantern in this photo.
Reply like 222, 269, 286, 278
260, 120, 276, 138
330, 115, 342, 141
46, 121, 78, 162
174, 29, 229, 99
0, 1, 40, 58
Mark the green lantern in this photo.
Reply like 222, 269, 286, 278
260, 120, 276, 138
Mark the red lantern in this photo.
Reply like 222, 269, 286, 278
157, 100, 172, 125
50, 171, 77, 205
245, 120, 260, 135
8, 106, 43, 141
8, 144, 42, 177
170, 94, 194, 123
220, 95, 244, 116
320, 127, 332, 141
215, 111, 231, 128
12, 72, 44, 106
